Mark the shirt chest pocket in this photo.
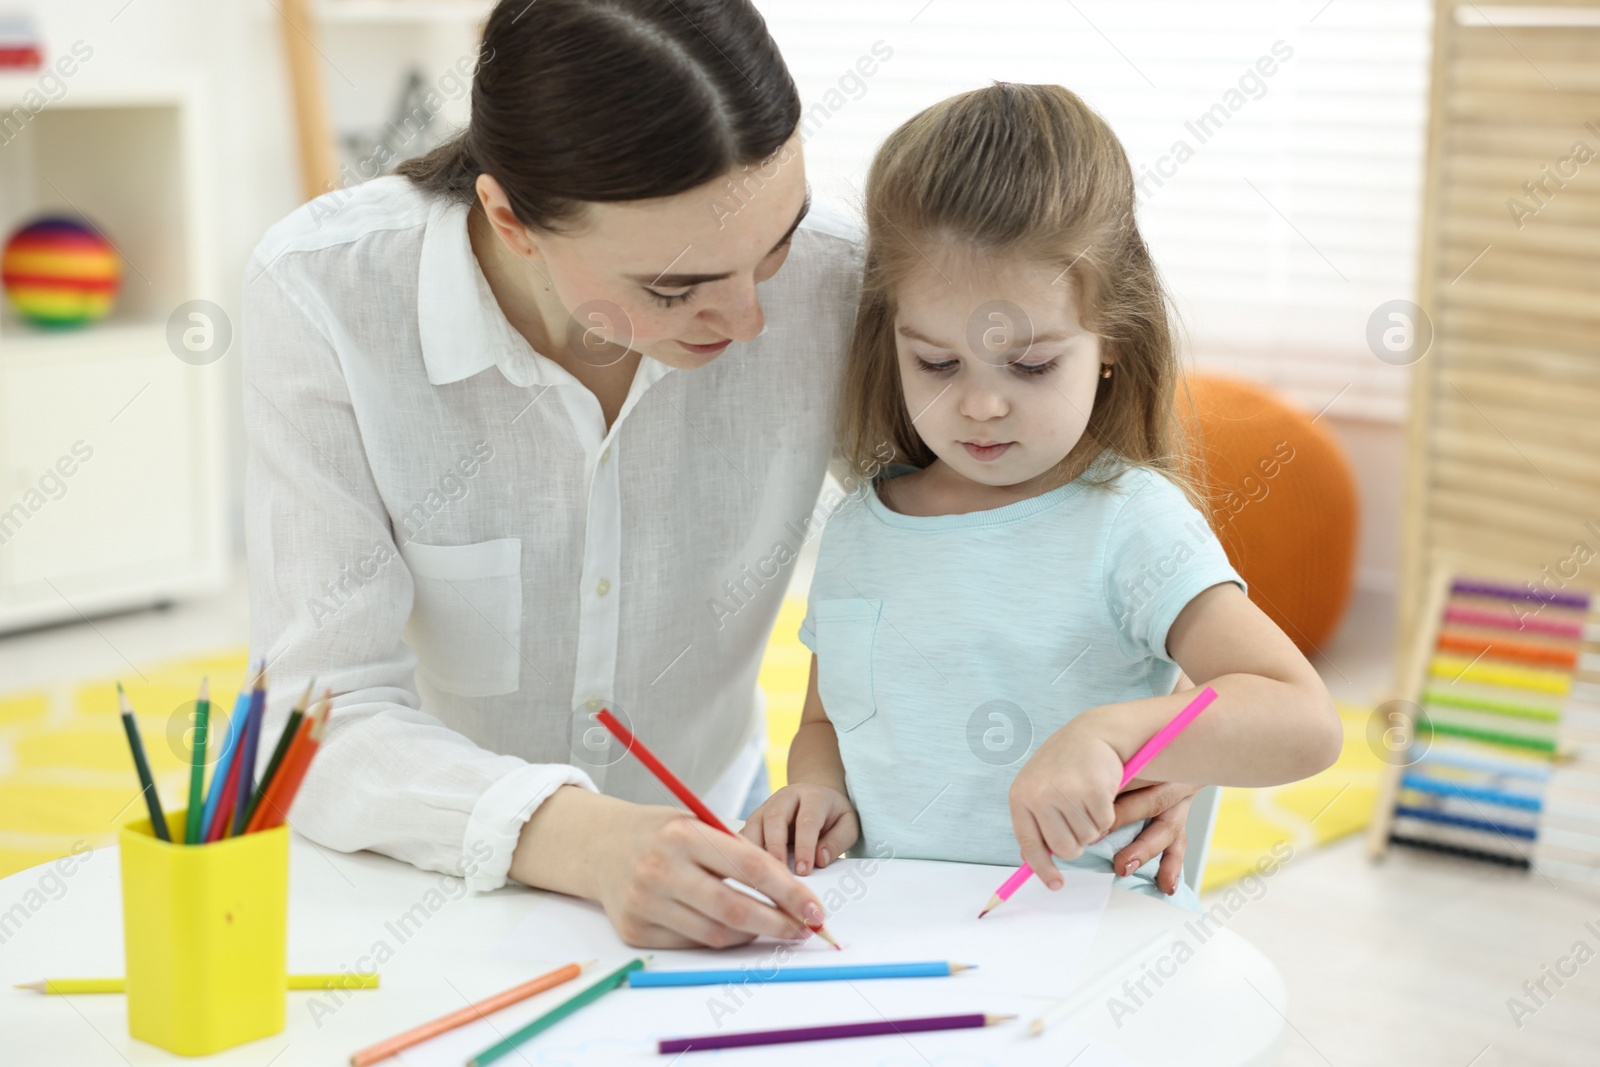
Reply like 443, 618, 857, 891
811, 597, 882, 733
398, 538, 523, 697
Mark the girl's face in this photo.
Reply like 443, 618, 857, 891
481, 132, 809, 371
893, 249, 1107, 489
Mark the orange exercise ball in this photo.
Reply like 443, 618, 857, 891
1175, 374, 1359, 653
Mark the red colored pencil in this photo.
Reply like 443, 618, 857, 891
594, 708, 841, 949
598, 708, 728, 831
245, 691, 330, 833
203, 725, 247, 842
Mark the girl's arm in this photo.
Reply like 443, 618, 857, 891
1080, 581, 1342, 786
788, 656, 850, 794
1008, 582, 1340, 888
739, 656, 860, 873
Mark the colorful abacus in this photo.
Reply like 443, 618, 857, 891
1369, 573, 1600, 885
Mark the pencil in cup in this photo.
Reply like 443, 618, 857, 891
204, 675, 264, 842
241, 680, 314, 829
203, 698, 251, 843
245, 689, 331, 834
117, 683, 169, 843
184, 678, 211, 844
198, 692, 251, 843
978, 685, 1219, 918
230, 665, 269, 836
593, 707, 842, 949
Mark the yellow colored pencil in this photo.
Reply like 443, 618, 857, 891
15, 973, 379, 994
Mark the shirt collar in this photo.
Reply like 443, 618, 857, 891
416, 195, 567, 389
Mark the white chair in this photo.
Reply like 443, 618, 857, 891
1182, 784, 1222, 896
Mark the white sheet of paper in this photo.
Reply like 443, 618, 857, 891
395, 856, 1143, 1067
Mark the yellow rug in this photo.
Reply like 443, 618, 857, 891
0, 599, 1382, 891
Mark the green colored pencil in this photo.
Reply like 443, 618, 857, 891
117, 683, 169, 842
466, 958, 647, 1067
240, 680, 314, 829
185, 678, 210, 844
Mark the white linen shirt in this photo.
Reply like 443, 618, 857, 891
241, 175, 861, 891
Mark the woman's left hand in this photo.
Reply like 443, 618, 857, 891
1103, 780, 1201, 896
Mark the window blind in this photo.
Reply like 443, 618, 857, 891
755, 0, 1434, 421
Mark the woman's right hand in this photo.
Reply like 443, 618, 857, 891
740, 783, 859, 876
592, 802, 832, 949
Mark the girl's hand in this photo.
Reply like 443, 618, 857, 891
740, 783, 860, 875
1095, 672, 1199, 894
1107, 780, 1198, 894
1007, 722, 1125, 890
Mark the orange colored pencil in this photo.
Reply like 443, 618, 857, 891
347, 960, 591, 1066
245, 691, 329, 833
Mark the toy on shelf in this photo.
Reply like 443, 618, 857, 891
0, 13, 41, 70
1, 214, 121, 328
1369, 567, 1600, 886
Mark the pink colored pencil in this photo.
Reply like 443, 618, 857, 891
979, 685, 1219, 918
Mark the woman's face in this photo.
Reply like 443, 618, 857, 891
484, 132, 809, 371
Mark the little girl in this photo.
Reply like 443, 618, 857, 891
740, 83, 1341, 912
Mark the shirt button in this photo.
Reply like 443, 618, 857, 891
595, 578, 611, 597
585, 696, 601, 712
600, 446, 612, 464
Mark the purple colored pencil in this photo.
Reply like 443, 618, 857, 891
1451, 579, 1589, 610
657, 1012, 1011, 1054
231, 664, 268, 836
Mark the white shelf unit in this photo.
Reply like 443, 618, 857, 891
0, 72, 227, 633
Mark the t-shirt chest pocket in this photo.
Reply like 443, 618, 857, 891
811, 597, 882, 733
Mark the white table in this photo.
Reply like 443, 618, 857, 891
0, 835, 1286, 1065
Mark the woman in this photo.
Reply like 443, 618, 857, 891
242, 0, 1200, 949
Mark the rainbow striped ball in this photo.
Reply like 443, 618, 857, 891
1, 215, 120, 328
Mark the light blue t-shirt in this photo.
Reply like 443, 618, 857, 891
798, 453, 1245, 913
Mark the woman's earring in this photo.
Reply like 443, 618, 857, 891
1100, 364, 1113, 379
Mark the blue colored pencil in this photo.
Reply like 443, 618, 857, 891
628, 961, 973, 988
199, 691, 249, 841
231, 665, 268, 836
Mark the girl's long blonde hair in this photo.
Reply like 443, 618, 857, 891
840, 82, 1203, 512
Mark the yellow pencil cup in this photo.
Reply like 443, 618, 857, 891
119, 809, 289, 1056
